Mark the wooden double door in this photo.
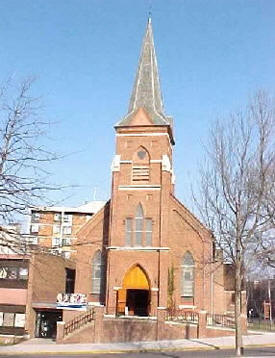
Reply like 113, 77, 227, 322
117, 265, 150, 316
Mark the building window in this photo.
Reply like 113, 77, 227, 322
62, 251, 71, 259
181, 252, 195, 297
29, 236, 38, 245
145, 218, 152, 246
125, 218, 133, 246
63, 226, 72, 235
125, 204, 153, 246
62, 238, 71, 246
63, 214, 72, 223
0, 266, 28, 280
0, 313, 25, 328
54, 213, 61, 222
3, 313, 14, 326
135, 204, 144, 245
52, 237, 61, 247
51, 248, 61, 255
53, 225, 61, 234
91, 250, 103, 294
31, 224, 39, 233
14, 313, 25, 327
19, 267, 28, 280
31, 212, 40, 222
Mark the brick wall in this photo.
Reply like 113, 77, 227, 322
25, 253, 75, 337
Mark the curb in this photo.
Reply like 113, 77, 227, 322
1, 343, 275, 356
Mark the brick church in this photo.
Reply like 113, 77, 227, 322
74, 18, 232, 319
0, 19, 244, 344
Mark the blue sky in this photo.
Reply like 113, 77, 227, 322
0, 0, 274, 209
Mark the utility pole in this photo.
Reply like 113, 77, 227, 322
268, 279, 272, 326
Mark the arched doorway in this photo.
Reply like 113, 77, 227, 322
117, 265, 150, 316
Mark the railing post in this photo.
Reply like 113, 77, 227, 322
198, 310, 207, 338
56, 321, 65, 344
94, 306, 104, 343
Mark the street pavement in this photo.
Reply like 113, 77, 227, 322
2, 347, 275, 357
0, 331, 274, 356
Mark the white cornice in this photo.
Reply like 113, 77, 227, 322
118, 185, 161, 191
119, 159, 162, 164
107, 246, 170, 251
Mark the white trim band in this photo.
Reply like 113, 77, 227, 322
119, 185, 161, 191
119, 159, 162, 164
116, 133, 169, 138
178, 305, 197, 309
107, 246, 170, 251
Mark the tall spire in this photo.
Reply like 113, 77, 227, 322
117, 18, 170, 126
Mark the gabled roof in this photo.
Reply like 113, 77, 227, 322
31, 200, 106, 214
116, 18, 172, 128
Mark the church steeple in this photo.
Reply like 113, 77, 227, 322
117, 18, 173, 130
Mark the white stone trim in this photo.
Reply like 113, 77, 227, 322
111, 155, 121, 172
165, 320, 197, 327
120, 159, 162, 164
157, 306, 167, 310
207, 325, 235, 331
151, 287, 159, 291
113, 287, 122, 291
107, 246, 170, 251
162, 154, 171, 172
119, 159, 163, 164
118, 185, 161, 191
178, 305, 197, 309
171, 169, 176, 184
87, 302, 104, 307
116, 133, 168, 138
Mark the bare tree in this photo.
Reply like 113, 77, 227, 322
194, 91, 275, 356
0, 77, 60, 252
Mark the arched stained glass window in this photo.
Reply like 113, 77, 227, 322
92, 250, 103, 294
135, 204, 144, 246
125, 204, 152, 246
181, 252, 195, 297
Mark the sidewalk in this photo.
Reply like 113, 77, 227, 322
0, 331, 275, 355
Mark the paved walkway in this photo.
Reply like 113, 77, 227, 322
0, 331, 275, 355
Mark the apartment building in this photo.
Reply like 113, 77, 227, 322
29, 201, 105, 259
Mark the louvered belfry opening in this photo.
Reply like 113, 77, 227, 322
132, 147, 150, 183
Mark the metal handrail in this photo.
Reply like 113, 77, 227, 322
206, 313, 235, 328
64, 308, 95, 337
166, 309, 199, 323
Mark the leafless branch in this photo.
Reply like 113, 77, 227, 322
193, 90, 275, 356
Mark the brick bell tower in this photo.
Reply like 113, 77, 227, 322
106, 18, 175, 316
